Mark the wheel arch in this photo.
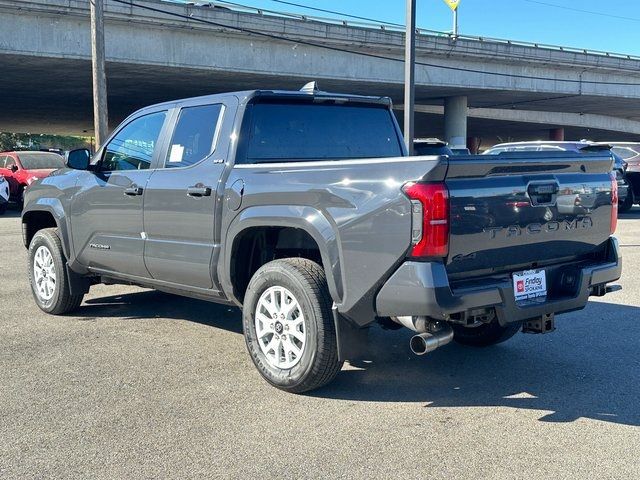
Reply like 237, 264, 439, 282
22, 203, 70, 258
221, 205, 344, 306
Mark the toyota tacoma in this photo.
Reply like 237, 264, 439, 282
22, 86, 622, 393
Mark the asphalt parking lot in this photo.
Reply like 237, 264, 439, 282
1, 208, 639, 479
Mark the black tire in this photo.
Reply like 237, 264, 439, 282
243, 258, 343, 393
28, 228, 84, 314
452, 319, 521, 347
619, 187, 634, 213
17, 185, 25, 208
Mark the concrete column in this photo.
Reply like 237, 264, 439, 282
444, 96, 468, 150
549, 127, 565, 141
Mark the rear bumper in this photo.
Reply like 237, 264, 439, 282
376, 237, 622, 325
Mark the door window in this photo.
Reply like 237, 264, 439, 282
101, 111, 167, 171
0, 156, 7, 168
165, 104, 224, 168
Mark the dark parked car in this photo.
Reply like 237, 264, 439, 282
483, 141, 633, 212
414, 138, 454, 156
413, 139, 469, 156
609, 143, 640, 209
21, 88, 621, 393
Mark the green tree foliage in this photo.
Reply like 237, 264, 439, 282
0, 132, 92, 152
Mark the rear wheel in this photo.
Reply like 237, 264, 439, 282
242, 258, 343, 393
28, 228, 84, 314
452, 319, 521, 347
619, 187, 634, 213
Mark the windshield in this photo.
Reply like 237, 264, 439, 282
612, 146, 640, 161
242, 101, 403, 162
18, 152, 65, 170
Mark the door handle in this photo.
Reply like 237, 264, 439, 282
187, 185, 212, 197
124, 185, 143, 196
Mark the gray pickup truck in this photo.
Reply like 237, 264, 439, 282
22, 86, 622, 393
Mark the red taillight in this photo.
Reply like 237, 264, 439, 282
610, 172, 618, 235
402, 182, 449, 258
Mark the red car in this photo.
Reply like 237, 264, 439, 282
0, 151, 65, 204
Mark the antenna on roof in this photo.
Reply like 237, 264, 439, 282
300, 81, 319, 94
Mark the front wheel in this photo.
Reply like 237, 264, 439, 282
242, 258, 343, 393
28, 228, 84, 314
452, 319, 521, 347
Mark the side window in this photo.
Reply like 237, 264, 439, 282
165, 104, 224, 168
101, 111, 167, 171
0, 156, 7, 168
5, 156, 16, 169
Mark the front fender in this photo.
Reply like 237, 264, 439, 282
22, 199, 67, 248
220, 205, 344, 306
21, 171, 82, 271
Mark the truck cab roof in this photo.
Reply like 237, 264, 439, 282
134, 88, 393, 118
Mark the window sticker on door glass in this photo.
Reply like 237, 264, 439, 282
169, 144, 184, 163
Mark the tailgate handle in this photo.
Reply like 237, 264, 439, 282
527, 182, 559, 206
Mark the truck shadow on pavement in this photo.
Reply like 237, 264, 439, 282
80, 290, 243, 334
619, 208, 640, 220
319, 300, 640, 427
0, 208, 22, 219
80, 291, 639, 426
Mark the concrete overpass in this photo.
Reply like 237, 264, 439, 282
3, 0, 640, 147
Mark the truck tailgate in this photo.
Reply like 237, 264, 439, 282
444, 152, 615, 279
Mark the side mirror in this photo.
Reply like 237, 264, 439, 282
9, 165, 18, 173
66, 148, 91, 170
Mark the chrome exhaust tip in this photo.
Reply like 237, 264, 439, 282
409, 327, 454, 356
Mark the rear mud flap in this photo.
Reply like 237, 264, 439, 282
332, 305, 370, 361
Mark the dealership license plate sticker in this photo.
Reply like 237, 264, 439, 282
513, 269, 547, 302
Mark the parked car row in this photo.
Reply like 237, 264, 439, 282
482, 141, 633, 212
2, 139, 637, 217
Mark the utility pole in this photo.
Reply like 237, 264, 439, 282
404, 0, 416, 155
90, 0, 109, 149
453, 8, 458, 38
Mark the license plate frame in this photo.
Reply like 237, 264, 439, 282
513, 269, 547, 302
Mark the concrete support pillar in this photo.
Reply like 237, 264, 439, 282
467, 136, 481, 154
549, 127, 565, 141
444, 96, 468, 150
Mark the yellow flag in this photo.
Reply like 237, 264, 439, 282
442, 0, 460, 11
